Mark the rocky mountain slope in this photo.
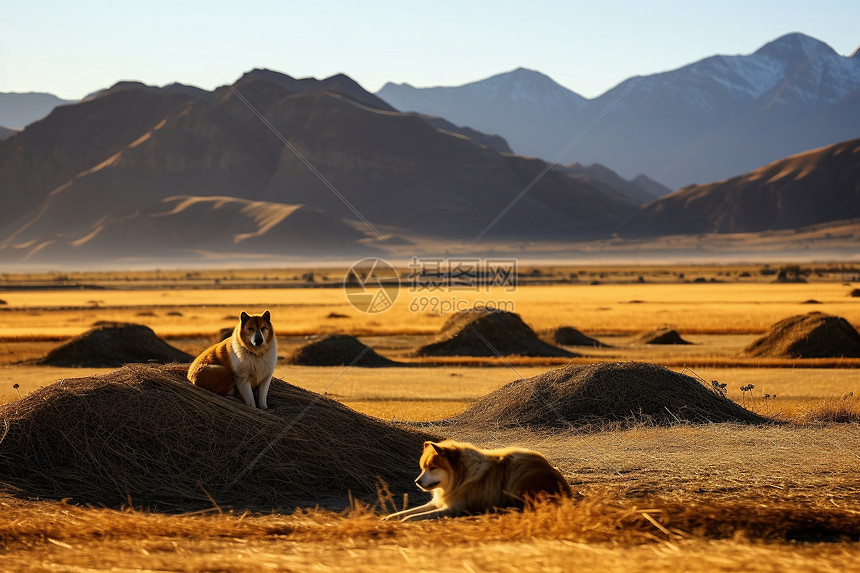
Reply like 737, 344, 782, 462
0, 71, 638, 263
619, 138, 860, 236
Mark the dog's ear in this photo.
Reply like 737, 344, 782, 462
240, 311, 251, 325
427, 441, 445, 455
262, 310, 271, 324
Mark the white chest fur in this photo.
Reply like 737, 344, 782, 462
229, 337, 277, 388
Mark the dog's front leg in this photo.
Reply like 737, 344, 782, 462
236, 379, 257, 408
382, 501, 439, 521
256, 375, 273, 410
399, 507, 455, 521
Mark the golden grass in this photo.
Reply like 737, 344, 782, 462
1, 491, 859, 572
1, 371, 858, 571
2, 282, 859, 340
2, 269, 860, 571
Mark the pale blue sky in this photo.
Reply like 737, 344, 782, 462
2, 0, 858, 100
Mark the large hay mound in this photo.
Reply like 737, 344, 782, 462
288, 334, 400, 367
742, 312, 860, 358
545, 326, 608, 347
450, 362, 766, 430
636, 328, 691, 345
39, 323, 192, 367
416, 309, 575, 357
0, 365, 434, 511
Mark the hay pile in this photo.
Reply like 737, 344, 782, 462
288, 334, 400, 367
39, 323, 192, 367
636, 328, 691, 345
214, 326, 235, 342
742, 312, 860, 358
544, 326, 608, 347
449, 362, 766, 430
416, 309, 574, 357
0, 365, 434, 511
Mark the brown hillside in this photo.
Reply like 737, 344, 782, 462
0, 70, 637, 263
32, 196, 379, 260
0, 84, 199, 230
0, 125, 18, 140
742, 312, 860, 358
554, 162, 665, 204
621, 138, 860, 236
0, 365, 435, 510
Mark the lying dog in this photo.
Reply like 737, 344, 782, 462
187, 311, 276, 409
384, 439, 571, 521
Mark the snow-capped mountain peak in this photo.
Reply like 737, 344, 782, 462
754, 32, 839, 60
377, 32, 860, 189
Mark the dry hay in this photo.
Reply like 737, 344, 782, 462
39, 323, 192, 367
742, 312, 860, 358
544, 326, 608, 348
448, 362, 766, 430
415, 309, 575, 358
0, 365, 435, 511
288, 334, 401, 367
636, 327, 691, 345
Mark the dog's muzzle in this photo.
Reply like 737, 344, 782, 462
415, 471, 440, 491
416, 478, 440, 490
252, 332, 264, 346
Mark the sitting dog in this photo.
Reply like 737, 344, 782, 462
187, 311, 276, 409
384, 439, 571, 521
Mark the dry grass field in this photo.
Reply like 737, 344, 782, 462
1, 265, 859, 571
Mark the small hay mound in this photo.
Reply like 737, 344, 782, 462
214, 326, 235, 342
545, 326, 608, 348
450, 362, 766, 430
39, 323, 192, 367
637, 328, 691, 345
416, 309, 574, 357
288, 334, 400, 367
0, 365, 434, 511
742, 312, 860, 358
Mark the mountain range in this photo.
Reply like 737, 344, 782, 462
0, 71, 647, 264
0, 92, 75, 130
377, 33, 860, 189
1, 33, 859, 266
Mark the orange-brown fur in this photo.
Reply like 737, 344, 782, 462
384, 439, 572, 521
187, 311, 276, 409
